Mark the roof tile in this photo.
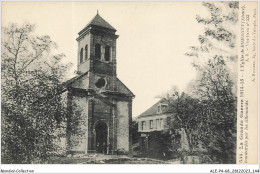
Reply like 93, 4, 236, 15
79, 13, 116, 34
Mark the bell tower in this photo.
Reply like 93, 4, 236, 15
64, 12, 134, 156
76, 12, 118, 76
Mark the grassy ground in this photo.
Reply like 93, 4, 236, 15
48, 154, 180, 164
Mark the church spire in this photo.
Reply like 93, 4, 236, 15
78, 12, 116, 35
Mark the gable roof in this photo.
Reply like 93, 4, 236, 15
79, 13, 116, 35
138, 99, 169, 118
61, 72, 88, 88
116, 78, 134, 97
62, 73, 134, 97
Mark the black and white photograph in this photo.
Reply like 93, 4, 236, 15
1, 1, 258, 172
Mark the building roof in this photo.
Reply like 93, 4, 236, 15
116, 78, 135, 97
61, 72, 88, 88
79, 13, 116, 35
61, 73, 134, 98
138, 99, 170, 118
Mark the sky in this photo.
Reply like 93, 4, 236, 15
2, 2, 209, 117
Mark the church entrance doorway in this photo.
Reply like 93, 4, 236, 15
95, 122, 108, 154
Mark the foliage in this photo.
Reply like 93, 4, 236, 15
188, 2, 238, 164
187, 2, 237, 163
186, 1, 239, 62
163, 59, 236, 163
161, 90, 202, 157
160, 2, 238, 164
1, 23, 72, 163
191, 56, 236, 163
131, 120, 139, 144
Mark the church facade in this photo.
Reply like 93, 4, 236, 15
61, 13, 134, 155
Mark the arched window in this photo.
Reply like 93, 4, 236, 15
105, 46, 110, 61
80, 48, 83, 64
85, 45, 88, 60
95, 44, 101, 60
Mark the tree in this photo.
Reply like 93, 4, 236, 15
186, 2, 239, 63
159, 2, 238, 163
162, 63, 236, 163
185, 2, 238, 163
1, 23, 72, 163
158, 88, 202, 158
190, 56, 236, 163
131, 120, 139, 144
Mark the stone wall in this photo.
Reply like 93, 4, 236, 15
91, 34, 116, 61
116, 101, 129, 152
91, 34, 117, 76
87, 98, 112, 152
89, 72, 115, 92
78, 32, 91, 74
70, 73, 90, 90
66, 90, 132, 155
67, 93, 88, 154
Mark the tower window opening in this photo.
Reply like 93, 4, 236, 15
105, 46, 110, 61
85, 45, 88, 60
80, 48, 83, 64
95, 44, 101, 60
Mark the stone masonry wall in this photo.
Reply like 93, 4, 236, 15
116, 101, 129, 152
70, 73, 90, 90
91, 34, 117, 76
67, 94, 88, 154
78, 32, 91, 74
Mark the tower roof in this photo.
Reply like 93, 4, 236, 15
79, 13, 116, 35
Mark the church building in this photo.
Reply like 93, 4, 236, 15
61, 12, 134, 155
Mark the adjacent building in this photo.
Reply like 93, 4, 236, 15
138, 99, 170, 133
137, 98, 190, 159
137, 99, 172, 158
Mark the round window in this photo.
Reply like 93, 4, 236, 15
95, 78, 106, 88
